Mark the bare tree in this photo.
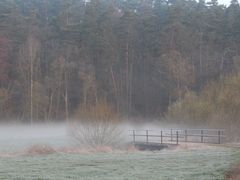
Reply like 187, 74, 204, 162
19, 34, 41, 124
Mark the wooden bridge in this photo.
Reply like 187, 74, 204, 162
129, 129, 226, 150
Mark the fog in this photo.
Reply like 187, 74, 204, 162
0, 120, 203, 140
0, 123, 67, 139
0, 123, 71, 153
0, 120, 236, 159
0, 121, 176, 143
0, 120, 221, 153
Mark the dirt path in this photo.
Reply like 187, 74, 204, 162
225, 165, 240, 180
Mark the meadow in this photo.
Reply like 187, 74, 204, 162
0, 133, 239, 180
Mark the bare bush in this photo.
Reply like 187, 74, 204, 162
69, 121, 123, 148
69, 100, 123, 148
26, 145, 56, 155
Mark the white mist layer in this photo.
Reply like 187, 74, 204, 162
0, 123, 67, 139
0, 123, 71, 152
0, 121, 204, 153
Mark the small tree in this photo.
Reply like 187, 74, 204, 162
69, 100, 123, 148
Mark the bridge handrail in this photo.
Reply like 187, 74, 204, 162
129, 129, 225, 132
129, 129, 225, 145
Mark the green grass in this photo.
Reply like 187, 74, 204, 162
0, 143, 239, 180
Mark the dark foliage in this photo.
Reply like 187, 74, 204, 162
0, 0, 240, 122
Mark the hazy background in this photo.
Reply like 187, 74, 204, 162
218, 0, 230, 5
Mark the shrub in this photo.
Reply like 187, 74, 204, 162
26, 145, 56, 155
69, 100, 123, 148
166, 91, 213, 125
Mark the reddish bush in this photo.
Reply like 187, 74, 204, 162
26, 145, 56, 155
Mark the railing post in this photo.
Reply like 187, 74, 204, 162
133, 130, 135, 143
201, 130, 203, 143
171, 129, 173, 142
218, 130, 221, 144
146, 130, 149, 143
176, 131, 179, 145
185, 130, 187, 142
161, 130, 163, 144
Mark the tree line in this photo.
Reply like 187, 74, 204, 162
0, 0, 240, 123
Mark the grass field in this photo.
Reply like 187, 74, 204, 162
0, 136, 240, 180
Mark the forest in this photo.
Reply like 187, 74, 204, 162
0, 0, 240, 128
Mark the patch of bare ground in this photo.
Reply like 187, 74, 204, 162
0, 152, 23, 158
0, 144, 138, 157
0, 145, 56, 157
171, 143, 216, 151
58, 144, 138, 154
26, 145, 56, 155
225, 165, 240, 180
57, 146, 115, 154
26, 145, 119, 155
223, 143, 240, 148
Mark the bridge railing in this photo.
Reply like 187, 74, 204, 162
129, 129, 226, 145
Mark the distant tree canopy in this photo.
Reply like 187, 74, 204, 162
0, 0, 240, 123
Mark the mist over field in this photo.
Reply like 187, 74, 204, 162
0, 120, 239, 180
0, 120, 221, 153
0, 122, 239, 180
0, 121, 176, 145
0, 124, 66, 139
1, 0, 240, 179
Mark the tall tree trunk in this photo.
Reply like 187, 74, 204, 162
110, 66, 119, 113
64, 71, 69, 122
129, 62, 133, 116
29, 36, 34, 125
126, 41, 129, 119
48, 92, 54, 120
143, 55, 147, 117
30, 52, 33, 125
199, 32, 203, 87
